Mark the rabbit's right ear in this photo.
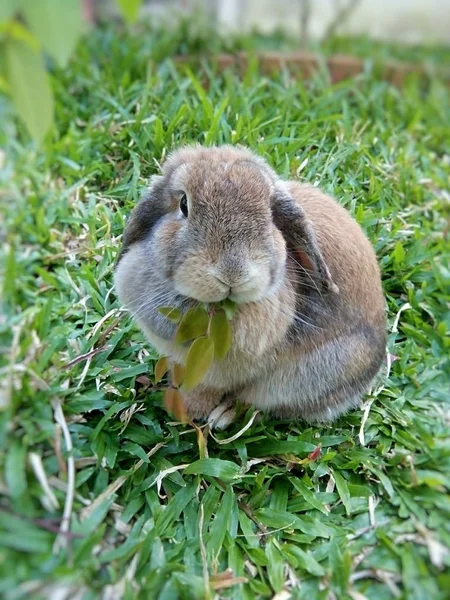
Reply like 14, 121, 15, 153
271, 182, 339, 293
116, 175, 165, 264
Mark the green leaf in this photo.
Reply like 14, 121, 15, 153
73, 526, 106, 565
0, 531, 52, 553
255, 509, 332, 538
110, 364, 149, 382
208, 486, 235, 557
155, 482, 197, 536
369, 466, 395, 498
116, 0, 142, 24
0, 512, 53, 553
416, 469, 450, 488
158, 306, 182, 323
175, 307, 209, 344
150, 537, 166, 569
5, 440, 27, 499
333, 470, 351, 516
254, 508, 297, 531
266, 539, 285, 592
247, 440, 316, 456
219, 297, 237, 320
171, 363, 185, 387
0, 74, 8, 94
290, 477, 329, 514
3, 38, 53, 143
2, 244, 16, 306
210, 310, 232, 360
0, 20, 39, 50
393, 240, 406, 265
77, 496, 117, 536
173, 573, 208, 599
21, 0, 84, 68
329, 537, 352, 596
119, 497, 145, 524
199, 485, 220, 534
122, 442, 151, 463
182, 337, 214, 391
238, 511, 259, 548
284, 544, 325, 576
184, 458, 241, 481
0, 0, 21, 23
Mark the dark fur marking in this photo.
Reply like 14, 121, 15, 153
116, 184, 167, 266
271, 187, 337, 292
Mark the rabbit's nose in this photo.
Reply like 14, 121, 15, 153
213, 264, 250, 289
214, 254, 249, 286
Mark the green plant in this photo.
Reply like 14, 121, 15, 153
0, 0, 143, 144
156, 302, 235, 421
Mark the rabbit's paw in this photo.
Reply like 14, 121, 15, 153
207, 401, 236, 430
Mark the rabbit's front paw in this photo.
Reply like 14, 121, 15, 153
207, 401, 236, 430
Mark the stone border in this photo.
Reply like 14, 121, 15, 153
172, 51, 449, 86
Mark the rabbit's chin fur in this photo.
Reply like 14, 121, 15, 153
114, 144, 387, 424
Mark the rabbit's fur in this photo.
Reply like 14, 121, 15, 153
115, 145, 386, 422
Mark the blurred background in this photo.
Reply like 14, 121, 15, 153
90, 0, 450, 44
1, 0, 449, 145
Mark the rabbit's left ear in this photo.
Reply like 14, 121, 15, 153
115, 175, 166, 266
271, 183, 339, 293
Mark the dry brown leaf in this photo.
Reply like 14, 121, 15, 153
164, 388, 188, 423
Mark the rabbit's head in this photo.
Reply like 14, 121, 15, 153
117, 145, 335, 305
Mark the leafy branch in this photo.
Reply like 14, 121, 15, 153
155, 300, 236, 421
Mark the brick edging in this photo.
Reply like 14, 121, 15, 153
172, 51, 449, 86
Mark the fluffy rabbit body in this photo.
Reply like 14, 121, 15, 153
115, 145, 386, 424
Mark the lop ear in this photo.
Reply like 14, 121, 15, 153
116, 175, 165, 265
271, 183, 339, 294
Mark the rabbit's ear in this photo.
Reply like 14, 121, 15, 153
271, 183, 339, 293
116, 175, 165, 265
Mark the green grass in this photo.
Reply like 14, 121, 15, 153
1, 23, 450, 600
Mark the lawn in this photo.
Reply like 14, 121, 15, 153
1, 23, 450, 600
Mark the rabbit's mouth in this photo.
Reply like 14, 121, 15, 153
228, 281, 266, 304
173, 270, 273, 304
208, 272, 264, 304
177, 285, 266, 305
173, 276, 279, 306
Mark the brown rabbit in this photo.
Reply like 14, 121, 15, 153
115, 145, 386, 428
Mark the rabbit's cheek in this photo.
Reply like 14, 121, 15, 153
154, 220, 181, 250
114, 245, 148, 309
229, 266, 271, 303
265, 233, 287, 294
272, 227, 287, 259
153, 219, 183, 274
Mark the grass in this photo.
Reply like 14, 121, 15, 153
1, 22, 450, 600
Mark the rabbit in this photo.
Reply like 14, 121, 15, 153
115, 144, 386, 429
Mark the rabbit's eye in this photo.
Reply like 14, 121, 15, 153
180, 194, 188, 218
